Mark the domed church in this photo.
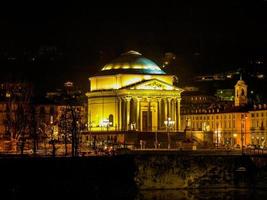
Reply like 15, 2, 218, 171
86, 51, 183, 132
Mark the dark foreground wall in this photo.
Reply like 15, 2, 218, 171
0, 156, 137, 199
134, 154, 260, 189
1, 154, 267, 198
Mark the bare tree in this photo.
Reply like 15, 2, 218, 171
3, 83, 33, 155
59, 84, 84, 157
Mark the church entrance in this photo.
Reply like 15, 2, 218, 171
142, 111, 152, 131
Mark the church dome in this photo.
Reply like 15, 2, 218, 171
99, 50, 166, 75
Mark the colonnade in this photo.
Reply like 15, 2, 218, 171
117, 96, 181, 132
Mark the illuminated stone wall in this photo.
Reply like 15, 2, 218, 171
88, 97, 118, 131
89, 74, 174, 91
181, 112, 251, 147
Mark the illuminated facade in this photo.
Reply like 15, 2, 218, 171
86, 51, 183, 132
249, 104, 267, 147
181, 79, 252, 147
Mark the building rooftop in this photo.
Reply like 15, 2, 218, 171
98, 50, 166, 75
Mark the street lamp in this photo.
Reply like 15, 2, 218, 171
100, 119, 112, 131
164, 117, 175, 149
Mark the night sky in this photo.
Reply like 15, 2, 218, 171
1, 1, 267, 92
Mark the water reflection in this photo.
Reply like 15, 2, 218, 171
135, 189, 267, 200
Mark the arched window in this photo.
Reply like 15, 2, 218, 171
109, 114, 114, 127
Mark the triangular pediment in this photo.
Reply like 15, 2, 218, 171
124, 79, 182, 91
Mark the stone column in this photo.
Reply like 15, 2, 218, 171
157, 98, 161, 131
167, 97, 171, 119
136, 97, 141, 131
125, 96, 131, 131
173, 99, 177, 131
164, 98, 168, 122
147, 98, 151, 131
118, 97, 122, 131
176, 97, 181, 131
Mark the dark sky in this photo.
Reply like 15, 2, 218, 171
1, 1, 267, 91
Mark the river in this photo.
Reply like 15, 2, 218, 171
134, 189, 267, 200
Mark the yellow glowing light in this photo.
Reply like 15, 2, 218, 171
102, 65, 112, 71
105, 65, 112, 70
5, 93, 11, 98
53, 125, 58, 136
122, 65, 130, 69
233, 133, 237, 138
114, 65, 120, 69
131, 65, 140, 69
